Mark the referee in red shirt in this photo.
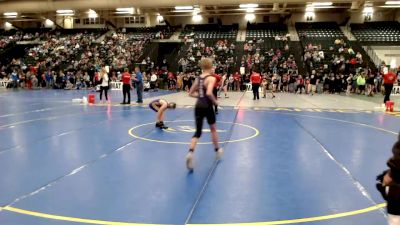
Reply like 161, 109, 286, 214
383, 69, 397, 104
250, 69, 261, 100
121, 68, 132, 105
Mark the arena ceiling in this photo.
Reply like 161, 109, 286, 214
0, 0, 395, 20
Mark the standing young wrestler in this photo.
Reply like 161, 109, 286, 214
186, 58, 224, 170
149, 99, 176, 129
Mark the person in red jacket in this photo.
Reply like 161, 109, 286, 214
250, 69, 261, 100
120, 68, 132, 104
213, 73, 221, 114
383, 69, 397, 104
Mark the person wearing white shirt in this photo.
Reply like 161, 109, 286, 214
99, 68, 110, 104
150, 73, 158, 91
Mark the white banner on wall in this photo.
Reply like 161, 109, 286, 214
0, 81, 9, 88
392, 85, 400, 96
110, 82, 123, 91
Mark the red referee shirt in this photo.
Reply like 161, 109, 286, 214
250, 72, 261, 84
384, 72, 397, 84
213, 74, 221, 88
121, 72, 131, 84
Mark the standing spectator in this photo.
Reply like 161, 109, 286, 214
309, 74, 318, 95
83, 72, 90, 88
45, 70, 52, 88
176, 73, 183, 91
346, 74, 353, 95
120, 68, 132, 105
11, 70, 18, 88
182, 74, 189, 92
261, 76, 273, 98
357, 74, 366, 95
383, 69, 397, 105
228, 75, 234, 91
133, 67, 143, 103
271, 74, 279, 93
233, 72, 241, 91
99, 68, 110, 104
219, 73, 229, 98
366, 72, 376, 97
150, 71, 158, 91
250, 70, 261, 100
296, 75, 305, 94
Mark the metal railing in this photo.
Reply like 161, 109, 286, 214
363, 46, 384, 68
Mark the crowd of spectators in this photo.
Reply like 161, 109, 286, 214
178, 39, 237, 75
303, 39, 364, 75
0, 31, 22, 51
0, 27, 398, 99
0, 29, 158, 90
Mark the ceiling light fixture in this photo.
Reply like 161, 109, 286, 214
385, 1, 400, 5
192, 14, 202, 22
88, 9, 98, 18
306, 6, 314, 12
116, 8, 134, 14
380, 5, 400, 7
175, 6, 194, 10
363, 7, 373, 13
116, 8, 134, 11
239, 4, 259, 8
3, 12, 18, 16
311, 2, 333, 6
245, 13, 256, 21
56, 9, 74, 14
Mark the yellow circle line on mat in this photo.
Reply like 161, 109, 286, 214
0, 114, 394, 225
128, 120, 260, 145
0, 203, 386, 225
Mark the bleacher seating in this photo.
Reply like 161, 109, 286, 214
180, 24, 238, 39
350, 21, 400, 43
122, 26, 173, 39
246, 23, 288, 39
296, 22, 345, 39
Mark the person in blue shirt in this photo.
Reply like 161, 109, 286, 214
45, 70, 52, 88
11, 70, 18, 88
133, 67, 143, 103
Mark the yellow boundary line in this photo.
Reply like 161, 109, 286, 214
128, 120, 259, 145
0, 113, 395, 225
0, 204, 386, 225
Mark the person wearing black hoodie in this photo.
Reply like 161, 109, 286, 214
377, 133, 400, 225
